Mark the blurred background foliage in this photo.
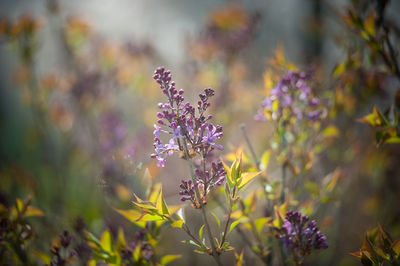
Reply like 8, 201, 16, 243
0, 0, 399, 265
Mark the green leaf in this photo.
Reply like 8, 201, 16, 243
259, 150, 271, 171
117, 228, 126, 248
333, 62, 346, 77
358, 106, 388, 127
229, 219, 242, 233
133, 244, 141, 262
238, 171, 263, 190
386, 137, 400, 144
100, 230, 113, 253
199, 224, 205, 241
86, 231, 102, 248
212, 213, 221, 228
322, 125, 340, 139
32, 250, 51, 264
160, 254, 181, 265
114, 208, 143, 222
171, 220, 184, 228
222, 160, 234, 189
182, 240, 202, 248
255, 217, 271, 233
391, 240, 400, 255
364, 13, 375, 36
148, 183, 162, 203
25, 206, 45, 217
231, 156, 242, 185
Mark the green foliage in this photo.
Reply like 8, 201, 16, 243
350, 225, 400, 266
0, 197, 43, 265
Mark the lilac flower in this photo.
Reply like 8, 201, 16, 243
275, 211, 328, 259
255, 71, 324, 123
151, 67, 226, 206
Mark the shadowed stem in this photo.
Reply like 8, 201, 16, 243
181, 138, 223, 266
240, 124, 260, 168
215, 196, 268, 264
220, 203, 232, 249
240, 124, 271, 197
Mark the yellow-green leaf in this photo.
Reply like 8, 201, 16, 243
100, 230, 113, 253
260, 150, 271, 171
160, 254, 181, 265
358, 106, 387, 127
391, 240, 400, 255
386, 137, 400, 144
171, 220, 184, 228
212, 213, 221, 228
199, 224, 205, 240
148, 183, 162, 203
364, 13, 375, 36
255, 217, 271, 233
32, 250, 51, 264
229, 219, 242, 233
16, 198, 24, 213
222, 160, 233, 188
117, 228, 126, 248
114, 208, 143, 222
238, 171, 263, 190
25, 206, 45, 217
322, 125, 340, 139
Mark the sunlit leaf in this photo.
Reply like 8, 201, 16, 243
229, 219, 242, 233
148, 183, 162, 204
259, 150, 271, 171
117, 228, 126, 248
358, 106, 388, 127
323, 125, 340, 139
238, 171, 263, 190
25, 206, 45, 217
100, 230, 113, 253
386, 137, 400, 144
114, 208, 143, 222
222, 160, 233, 188
255, 217, 271, 233
235, 250, 244, 266
391, 240, 400, 255
199, 224, 205, 240
160, 254, 181, 265
364, 13, 375, 36
32, 250, 51, 264
212, 213, 221, 228
273, 202, 287, 228
171, 220, 184, 228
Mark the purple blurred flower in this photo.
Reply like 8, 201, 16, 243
275, 211, 328, 259
256, 71, 324, 123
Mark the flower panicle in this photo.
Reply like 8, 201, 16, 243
151, 67, 226, 205
275, 211, 328, 259
255, 71, 325, 123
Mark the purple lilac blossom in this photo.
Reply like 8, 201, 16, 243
255, 71, 324, 123
151, 67, 226, 205
275, 211, 328, 258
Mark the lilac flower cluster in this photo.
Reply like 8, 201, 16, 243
151, 67, 226, 206
179, 161, 225, 206
255, 71, 324, 123
275, 211, 328, 258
